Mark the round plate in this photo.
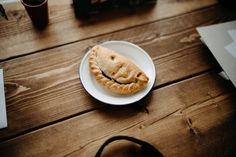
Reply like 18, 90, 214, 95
79, 41, 156, 105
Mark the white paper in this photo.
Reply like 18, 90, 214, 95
0, 0, 19, 4
225, 30, 236, 59
225, 42, 236, 59
197, 20, 236, 88
228, 29, 236, 41
218, 71, 230, 80
0, 69, 7, 129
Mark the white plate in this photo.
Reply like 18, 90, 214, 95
79, 41, 156, 105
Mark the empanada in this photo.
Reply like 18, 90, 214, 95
88, 45, 149, 94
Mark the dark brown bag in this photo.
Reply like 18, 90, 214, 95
95, 136, 164, 157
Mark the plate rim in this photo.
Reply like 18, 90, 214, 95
79, 40, 156, 105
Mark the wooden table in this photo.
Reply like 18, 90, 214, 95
0, 0, 236, 156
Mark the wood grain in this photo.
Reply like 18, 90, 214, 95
0, 73, 235, 157
0, 0, 217, 60
0, 5, 235, 141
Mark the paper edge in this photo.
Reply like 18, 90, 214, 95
0, 69, 8, 129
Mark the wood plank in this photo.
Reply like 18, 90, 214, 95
0, 73, 235, 157
0, 0, 217, 60
0, 5, 235, 141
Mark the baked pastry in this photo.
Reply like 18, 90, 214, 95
88, 45, 149, 94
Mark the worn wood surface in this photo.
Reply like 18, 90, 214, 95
2, 5, 235, 141
0, 0, 236, 157
0, 73, 235, 157
0, 0, 217, 60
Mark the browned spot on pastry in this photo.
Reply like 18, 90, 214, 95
110, 55, 115, 60
136, 72, 142, 77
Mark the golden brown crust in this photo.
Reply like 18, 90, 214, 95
88, 45, 149, 94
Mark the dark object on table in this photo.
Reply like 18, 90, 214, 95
20, 0, 49, 29
95, 136, 164, 157
73, 0, 157, 19
23, 0, 45, 5
218, 0, 236, 8
0, 4, 8, 20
